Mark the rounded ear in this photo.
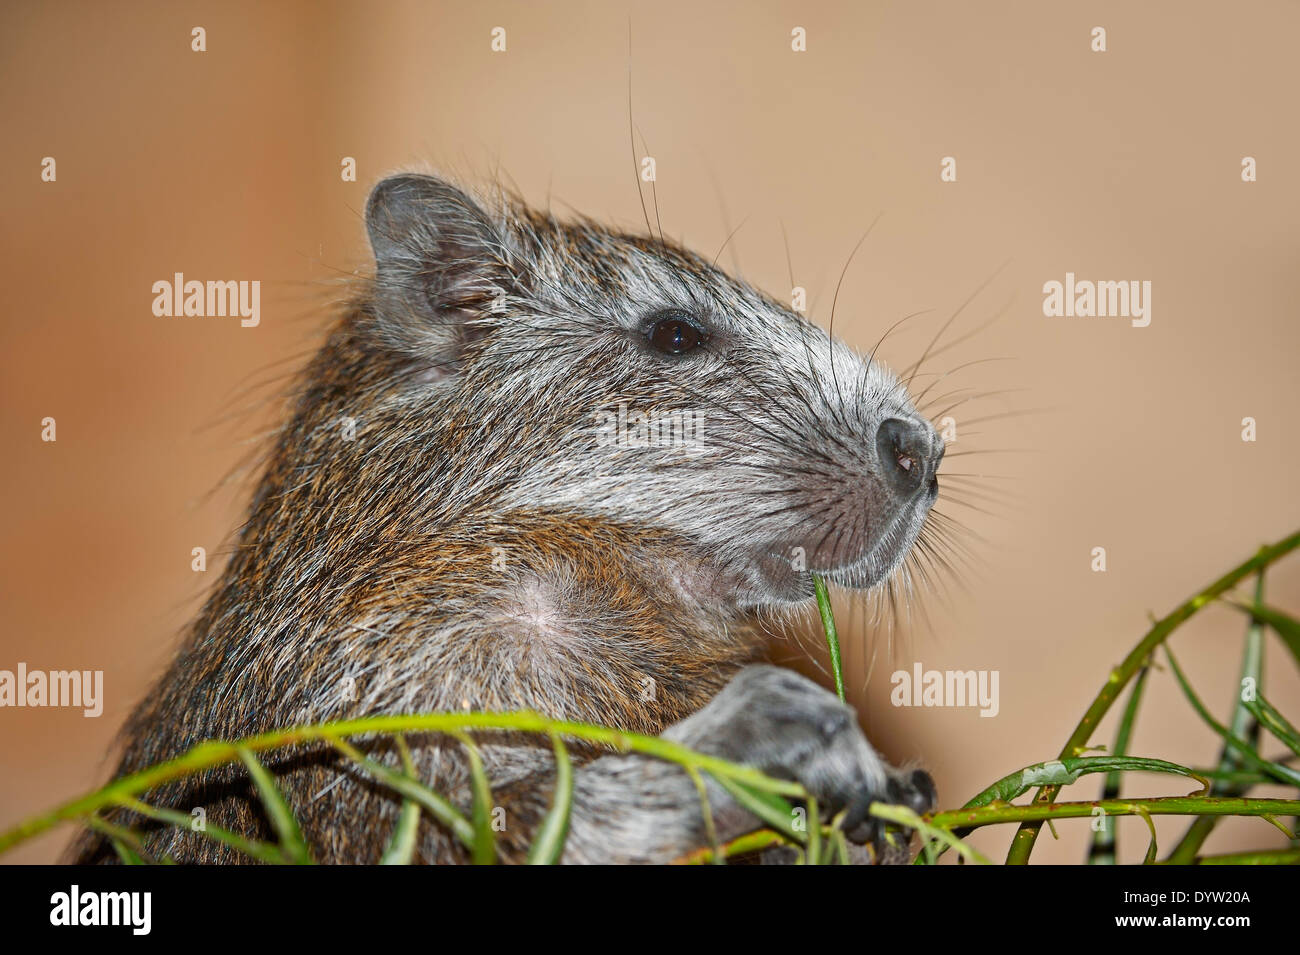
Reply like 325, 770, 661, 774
363, 173, 512, 365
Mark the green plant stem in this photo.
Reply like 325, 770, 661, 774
812, 574, 846, 702
680, 796, 1300, 865
117, 796, 287, 865
942, 795, 1300, 830
1006, 530, 1300, 864
1089, 667, 1151, 864
1163, 646, 1300, 787
918, 755, 1209, 865
870, 802, 991, 864
1246, 695, 1300, 758
453, 734, 497, 865
0, 710, 804, 855
237, 747, 313, 864
526, 733, 575, 865
1162, 848, 1300, 865
83, 815, 156, 865
676, 828, 787, 864
1166, 572, 1267, 863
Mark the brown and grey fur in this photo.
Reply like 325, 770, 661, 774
75, 173, 943, 864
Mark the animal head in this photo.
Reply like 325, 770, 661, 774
359, 173, 943, 611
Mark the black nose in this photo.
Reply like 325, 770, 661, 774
875, 417, 940, 496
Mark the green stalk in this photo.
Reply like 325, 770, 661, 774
1168, 848, 1300, 865
941, 795, 1300, 830
1246, 694, 1300, 758
1006, 530, 1300, 864
526, 733, 575, 865
237, 748, 313, 864
328, 736, 474, 846
676, 828, 787, 864
453, 734, 497, 865
683, 796, 1300, 865
1166, 573, 1266, 863
812, 574, 846, 702
379, 735, 421, 865
118, 796, 287, 865
0, 710, 804, 856
1163, 646, 1300, 787
1088, 666, 1151, 864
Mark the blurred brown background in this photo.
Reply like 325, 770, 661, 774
2, 0, 1298, 864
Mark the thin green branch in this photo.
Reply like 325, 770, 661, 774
812, 574, 846, 701
1163, 848, 1300, 866
453, 733, 497, 865
941, 795, 1300, 830
0, 710, 803, 856
328, 736, 474, 847
1166, 572, 1267, 863
676, 828, 787, 864
237, 748, 312, 864
526, 733, 575, 865
1006, 530, 1300, 864
1163, 646, 1300, 787
379, 735, 421, 865
1246, 694, 1300, 758
118, 796, 286, 865
1089, 666, 1151, 864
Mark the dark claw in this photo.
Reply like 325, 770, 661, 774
907, 769, 937, 814
842, 792, 874, 842
841, 769, 938, 859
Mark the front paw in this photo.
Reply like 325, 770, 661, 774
840, 766, 937, 861
667, 665, 936, 861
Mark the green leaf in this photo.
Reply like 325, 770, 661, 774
0, 709, 804, 858
84, 815, 150, 865
968, 755, 1207, 809
922, 754, 1207, 866
805, 797, 822, 865
832, 827, 851, 865
237, 747, 313, 864
685, 767, 726, 865
1164, 647, 1300, 787
675, 828, 787, 864
329, 736, 474, 848
812, 575, 846, 702
713, 774, 803, 842
1136, 807, 1158, 865
117, 796, 287, 865
1166, 572, 1267, 863
872, 802, 991, 865
1245, 694, 1300, 758
1008, 529, 1300, 864
1224, 599, 1300, 670
455, 734, 497, 865
112, 841, 145, 865
380, 801, 421, 865
526, 733, 574, 865
380, 735, 421, 865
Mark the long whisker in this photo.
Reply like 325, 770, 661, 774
903, 260, 1009, 389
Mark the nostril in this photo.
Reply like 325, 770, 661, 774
876, 417, 934, 495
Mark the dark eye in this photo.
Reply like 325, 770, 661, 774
646, 310, 706, 355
